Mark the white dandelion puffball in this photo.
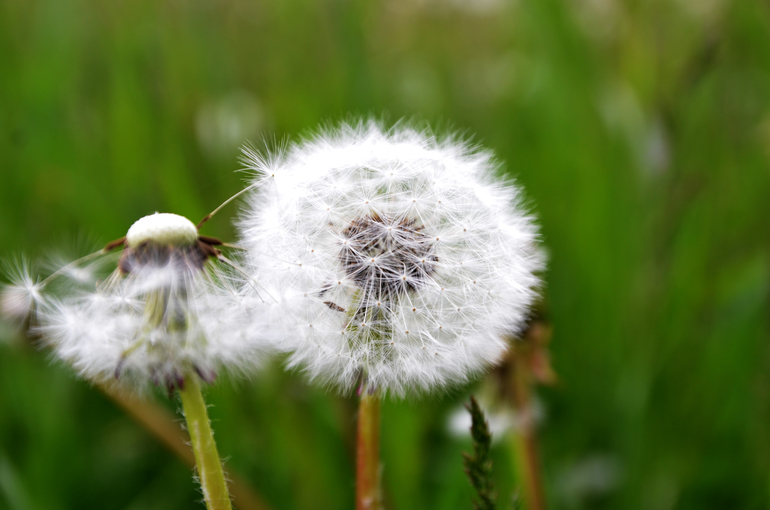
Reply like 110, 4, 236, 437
239, 121, 544, 396
36, 213, 270, 392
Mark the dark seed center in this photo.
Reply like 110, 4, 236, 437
339, 214, 437, 299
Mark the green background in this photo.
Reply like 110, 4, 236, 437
1, 0, 769, 508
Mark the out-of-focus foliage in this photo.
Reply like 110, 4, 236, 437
1, 0, 769, 509
463, 396, 496, 510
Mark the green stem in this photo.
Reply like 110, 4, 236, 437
179, 373, 233, 510
356, 389, 382, 510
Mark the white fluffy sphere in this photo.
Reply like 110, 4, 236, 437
239, 121, 544, 396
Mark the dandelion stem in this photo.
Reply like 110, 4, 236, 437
178, 373, 233, 510
509, 355, 546, 510
98, 383, 271, 510
356, 388, 382, 510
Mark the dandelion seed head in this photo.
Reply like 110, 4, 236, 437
240, 121, 544, 396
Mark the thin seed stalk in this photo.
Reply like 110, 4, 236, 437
356, 388, 382, 510
179, 372, 233, 510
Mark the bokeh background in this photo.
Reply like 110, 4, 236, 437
1, 0, 769, 508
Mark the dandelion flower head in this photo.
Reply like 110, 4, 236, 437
239, 121, 544, 396
34, 212, 269, 392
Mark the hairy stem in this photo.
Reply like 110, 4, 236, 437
179, 373, 233, 510
509, 356, 546, 510
100, 383, 271, 510
356, 389, 382, 510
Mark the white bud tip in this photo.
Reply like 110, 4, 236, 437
126, 213, 198, 248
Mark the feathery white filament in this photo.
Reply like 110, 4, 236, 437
239, 121, 544, 396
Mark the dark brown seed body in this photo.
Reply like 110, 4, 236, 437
324, 301, 346, 312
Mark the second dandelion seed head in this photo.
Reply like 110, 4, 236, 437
30, 211, 269, 394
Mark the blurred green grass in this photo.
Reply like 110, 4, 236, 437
1, 0, 769, 509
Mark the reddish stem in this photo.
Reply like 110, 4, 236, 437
510, 355, 547, 510
356, 390, 382, 510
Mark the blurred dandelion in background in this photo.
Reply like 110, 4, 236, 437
196, 91, 269, 161
555, 454, 623, 508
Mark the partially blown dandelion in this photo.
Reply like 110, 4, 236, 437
239, 121, 544, 396
3, 212, 272, 510
33, 213, 268, 392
